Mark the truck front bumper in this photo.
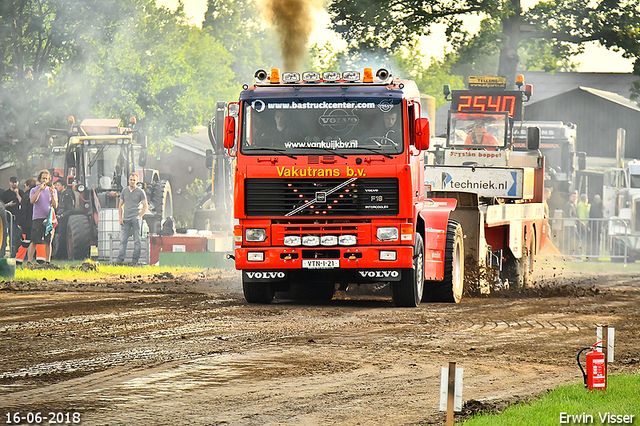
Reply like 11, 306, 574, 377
235, 245, 414, 282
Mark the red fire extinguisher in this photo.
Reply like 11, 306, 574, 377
577, 340, 606, 390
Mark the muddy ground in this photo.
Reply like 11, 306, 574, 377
0, 259, 639, 425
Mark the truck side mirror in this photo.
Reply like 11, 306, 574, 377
577, 152, 587, 171
414, 118, 430, 151
527, 126, 540, 150
223, 116, 236, 149
205, 149, 214, 169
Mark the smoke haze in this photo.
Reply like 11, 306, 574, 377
262, 0, 324, 72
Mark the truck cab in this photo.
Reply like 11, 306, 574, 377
222, 68, 462, 307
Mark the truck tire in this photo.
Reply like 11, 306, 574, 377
424, 221, 465, 303
67, 215, 92, 260
243, 278, 275, 304
523, 234, 535, 289
502, 245, 526, 291
147, 180, 173, 234
392, 233, 424, 307
0, 203, 6, 258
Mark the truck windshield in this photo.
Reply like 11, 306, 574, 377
240, 98, 404, 156
85, 145, 128, 190
448, 111, 508, 148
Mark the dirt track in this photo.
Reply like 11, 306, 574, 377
0, 259, 639, 425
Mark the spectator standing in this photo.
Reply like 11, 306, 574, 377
16, 179, 37, 265
1, 177, 24, 257
589, 194, 605, 258
52, 179, 75, 258
576, 194, 590, 225
576, 193, 590, 251
115, 173, 148, 266
27, 170, 58, 264
563, 191, 579, 255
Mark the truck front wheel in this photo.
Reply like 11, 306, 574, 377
243, 278, 275, 304
424, 221, 465, 303
392, 233, 424, 307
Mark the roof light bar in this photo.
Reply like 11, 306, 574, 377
302, 71, 321, 82
322, 71, 341, 82
342, 71, 360, 82
282, 72, 301, 83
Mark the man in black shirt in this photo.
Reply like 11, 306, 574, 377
1, 177, 24, 257
16, 178, 37, 265
52, 179, 75, 258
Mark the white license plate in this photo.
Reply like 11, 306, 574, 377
302, 259, 339, 269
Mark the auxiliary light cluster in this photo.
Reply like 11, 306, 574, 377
254, 68, 392, 85
284, 235, 357, 247
81, 138, 130, 146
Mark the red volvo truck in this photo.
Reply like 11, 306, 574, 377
221, 69, 542, 306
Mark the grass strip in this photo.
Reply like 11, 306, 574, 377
461, 372, 640, 425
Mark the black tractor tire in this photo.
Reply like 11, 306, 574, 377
0, 203, 6, 258
243, 278, 275, 304
424, 221, 465, 303
67, 215, 92, 260
147, 180, 173, 234
391, 233, 425, 307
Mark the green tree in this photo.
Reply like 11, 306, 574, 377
203, 0, 280, 85
0, 0, 237, 176
327, 0, 640, 89
68, 0, 236, 151
0, 0, 127, 178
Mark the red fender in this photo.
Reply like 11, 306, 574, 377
418, 198, 457, 281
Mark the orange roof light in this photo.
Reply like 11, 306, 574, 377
516, 74, 525, 88
270, 68, 281, 84
363, 68, 374, 83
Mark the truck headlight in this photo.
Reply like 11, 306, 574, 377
245, 228, 267, 242
284, 235, 301, 246
302, 235, 320, 246
339, 235, 357, 246
321, 235, 338, 246
377, 227, 399, 242
379, 250, 397, 261
247, 252, 264, 261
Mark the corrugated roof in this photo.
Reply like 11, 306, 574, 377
168, 126, 212, 156
520, 71, 637, 102
578, 87, 640, 112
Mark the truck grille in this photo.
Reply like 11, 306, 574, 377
245, 178, 399, 217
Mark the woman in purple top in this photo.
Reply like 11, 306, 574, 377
27, 169, 58, 264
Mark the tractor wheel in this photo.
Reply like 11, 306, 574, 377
391, 233, 424, 307
424, 221, 465, 303
67, 215, 92, 260
147, 180, 173, 234
242, 278, 275, 304
0, 203, 6, 258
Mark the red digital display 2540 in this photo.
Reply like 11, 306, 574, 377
451, 90, 523, 120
